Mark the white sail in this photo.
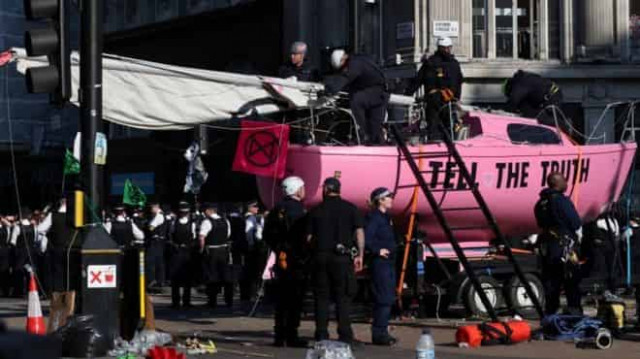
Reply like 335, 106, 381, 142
12, 48, 414, 130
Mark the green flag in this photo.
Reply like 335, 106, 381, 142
63, 149, 80, 175
123, 179, 147, 207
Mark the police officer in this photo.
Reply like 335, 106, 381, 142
168, 202, 196, 308
198, 203, 232, 308
10, 210, 39, 297
278, 41, 320, 82
145, 201, 167, 289
264, 176, 308, 347
42, 199, 75, 294
406, 37, 463, 142
131, 206, 146, 230
0, 216, 13, 297
306, 177, 365, 345
104, 204, 144, 247
240, 200, 266, 302
503, 70, 562, 123
326, 49, 389, 145
365, 187, 398, 346
534, 172, 583, 315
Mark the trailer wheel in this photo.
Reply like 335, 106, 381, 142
462, 275, 504, 317
504, 274, 544, 317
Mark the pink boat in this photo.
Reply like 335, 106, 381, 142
257, 111, 637, 253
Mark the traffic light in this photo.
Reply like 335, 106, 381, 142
23, 0, 71, 104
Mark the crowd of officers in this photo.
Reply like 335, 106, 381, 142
281, 38, 563, 144
104, 199, 268, 309
0, 175, 399, 347
0, 198, 268, 311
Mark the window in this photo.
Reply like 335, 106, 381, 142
548, 0, 561, 59
507, 123, 561, 144
473, 0, 488, 58
496, 0, 514, 57
471, 0, 562, 60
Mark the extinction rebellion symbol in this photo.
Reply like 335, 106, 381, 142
244, 131, 280, 167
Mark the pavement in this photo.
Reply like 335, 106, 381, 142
2, 290, 640, 359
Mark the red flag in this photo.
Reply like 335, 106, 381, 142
232, 120, 290, 178
0, 50, 13, 67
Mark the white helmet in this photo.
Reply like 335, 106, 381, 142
282, 176, 305, 196
330, 49, 346, 70
437, 36, 453, 47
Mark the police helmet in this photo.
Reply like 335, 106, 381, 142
178, 201, 191, 213
437, 36, 453, 47
330, 49, 346, 70
370, 187, 394, 203
282, 176, 305, 196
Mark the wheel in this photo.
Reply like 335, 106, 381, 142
462, 275, 504, 318
504, 273, 545, 318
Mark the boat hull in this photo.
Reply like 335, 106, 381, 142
257, 141, 636, 249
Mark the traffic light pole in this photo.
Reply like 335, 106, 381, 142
78, 1, 121, 355
80, 0, 103, 217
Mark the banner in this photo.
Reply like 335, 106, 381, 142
232, 120, 290, 179
122, 179, 147, 207
63, 149, 80, 175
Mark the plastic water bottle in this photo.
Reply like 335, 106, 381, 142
416, 328, 435, 359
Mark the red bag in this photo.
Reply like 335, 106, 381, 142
455, 321, 531, 348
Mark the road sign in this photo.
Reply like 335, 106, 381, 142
433, 21, 459, 38
87, 264, 117, 288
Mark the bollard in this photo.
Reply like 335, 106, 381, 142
79, 225, 121, 356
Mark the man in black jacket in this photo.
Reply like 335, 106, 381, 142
503, 70, 562, 123
406, 37, 463, 141
278, 41, 319, 82
306, 177, 365, 346
325, 49, 389, 145
534, 172, 583, 315
264, 176, 308, 347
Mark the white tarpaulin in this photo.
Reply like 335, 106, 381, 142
12, 48, 414, 130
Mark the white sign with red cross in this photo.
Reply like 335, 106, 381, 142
87, 265, 117, 288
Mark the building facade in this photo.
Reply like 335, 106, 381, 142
104, 0, 640, 144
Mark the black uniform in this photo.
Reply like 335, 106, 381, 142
228, 212, 247, 300
306, 196, 364, 342
0, 226, 11, 296
47, 212, 75, 292
505, 70, 562, 123
325, 55, 389, 145
145, 214, 167, 287
111, 220, 135, 247
534, 188, 582, 315
169, 217, 196, 307
406, 50, 463, 141
364, 209, 397, 341
264, 196, 308, 345
12, 224, 36, 296
278, 61, 319, 82
201, 215, 232, 307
